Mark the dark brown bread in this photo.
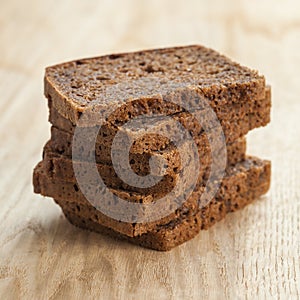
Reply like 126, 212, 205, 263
33, 157, 271, 237
47, 87, 270, 165
57, 160, 270, 251
33, 45, 272, 251
48, 86, 271, 133
42, 137, 246, 194
48, 124, 246, 172
48, 85, 269, 165
45, 45, 266, 126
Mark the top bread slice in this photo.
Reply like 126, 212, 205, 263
45, 45, 266, 126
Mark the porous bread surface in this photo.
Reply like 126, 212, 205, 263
48, 86, 271, 130
42, 137, 246, 193
49, 97, 269, 164
49, 125, 230, 165
33, 157, 271, 237
45, 45, 266, 125
58, 161, 270, 251
47, 86, 270, 162
47, 87, 270, 165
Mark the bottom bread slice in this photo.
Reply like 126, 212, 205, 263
52, 158, 270, 251
59, 175, 269, 251
34, 157, 270, 237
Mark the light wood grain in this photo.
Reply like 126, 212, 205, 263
0, 0, 299, 299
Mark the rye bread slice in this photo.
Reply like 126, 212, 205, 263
61, 178, 269, 251
48, 86, 271, 134
47, 86, 270, 165
49, 95, 268, 165
42, 137, 246, 194
45, 45, 266, 126
48, 86, 269, 167
33, 157, 271, 237
57, 160, 270, 251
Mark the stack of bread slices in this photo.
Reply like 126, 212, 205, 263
33, 45, 271, 251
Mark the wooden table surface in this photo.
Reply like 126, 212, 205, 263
1, 0, 299, 299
